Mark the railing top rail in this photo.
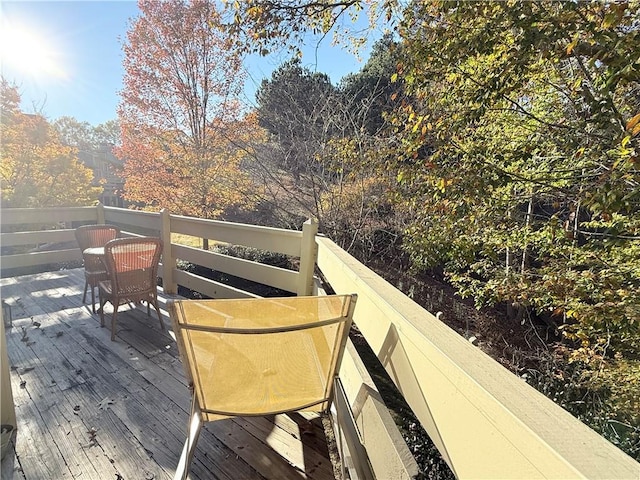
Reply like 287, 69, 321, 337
315, 236, 640, 480
169, 213, 303, 238
169, 213, 303, 258
1, 206, 98, 227
103, 206, 159, 219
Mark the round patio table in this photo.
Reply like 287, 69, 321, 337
83, 247, 105, 265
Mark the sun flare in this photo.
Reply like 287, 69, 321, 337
0, 20, 67, 80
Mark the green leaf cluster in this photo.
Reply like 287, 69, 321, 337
392, 0, 640, 361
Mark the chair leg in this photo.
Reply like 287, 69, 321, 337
90, 285, 97, 314
99, 293, 106, 327
111, 305, 119, 341
174, 403, 203, 480
82, 280, 89, 304
150, 298, 165, 331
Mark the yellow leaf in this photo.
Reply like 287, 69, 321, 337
602, 10, 620, 29
621, 135, 631, 148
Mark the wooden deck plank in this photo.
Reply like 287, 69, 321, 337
33, 310, 254, 480
1, 269, 337, 480
6, 302, 168, 479
237, 415, 335, 479
206, 418, 309, 479
6, 319, 116, 479
66, 314, 268, 480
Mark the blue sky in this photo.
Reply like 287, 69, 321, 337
1, 1, 376, 126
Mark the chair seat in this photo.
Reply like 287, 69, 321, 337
86, 270, 108, 280
192, 330, 330, 418
98, 279, 156, 303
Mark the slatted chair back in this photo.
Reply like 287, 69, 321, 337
168, 294, 357, 480
103, 237, 162, 297
75, 224, 120, 253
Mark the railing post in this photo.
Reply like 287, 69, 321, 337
297, 218, 318, 296
97, 203, 106, 224
160, 208, 177, 295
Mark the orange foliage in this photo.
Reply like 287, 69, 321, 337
0, 80, 101, 207
116, 0, 262, 218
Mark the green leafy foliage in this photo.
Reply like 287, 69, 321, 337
392, 0, 640, 359
53, 117, 121, 149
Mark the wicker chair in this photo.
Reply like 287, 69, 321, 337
74, 224, 120, 313
168, 294, 357, 480
98, 237, 164, 341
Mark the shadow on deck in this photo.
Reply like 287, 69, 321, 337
0, 268, 338, 480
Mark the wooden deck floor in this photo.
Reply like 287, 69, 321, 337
0, 268, 338, 480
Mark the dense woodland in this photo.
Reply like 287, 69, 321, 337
1, 0, 638, 464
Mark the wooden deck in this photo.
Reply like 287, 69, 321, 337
0, 268, 338, 480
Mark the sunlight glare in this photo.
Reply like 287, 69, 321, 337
0, 20, 67, 80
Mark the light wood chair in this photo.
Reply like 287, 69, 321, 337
74, 224, 120, 313
98, 237, 164, 341
168, 294, 357, 480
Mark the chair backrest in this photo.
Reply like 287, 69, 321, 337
75, 224, 120, 251
103, 237, 163, 296
169, 294, 357, 422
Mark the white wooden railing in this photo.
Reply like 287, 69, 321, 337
1, 205, 638, 479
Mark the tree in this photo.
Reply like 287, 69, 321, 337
54, 117, 121, 149
256, 58, 338, 177
116, 0, 259, 219
391, 1, 640, 356
252, 46, 402, 259
0, 80, 102, 208
338, 33, 403, 135
93, 120, 120, 146
53, 116, 95, 151
222, 0, 395, 56
384, 2, 640, 441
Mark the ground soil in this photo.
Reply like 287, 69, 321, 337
366, 259, 553, 367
